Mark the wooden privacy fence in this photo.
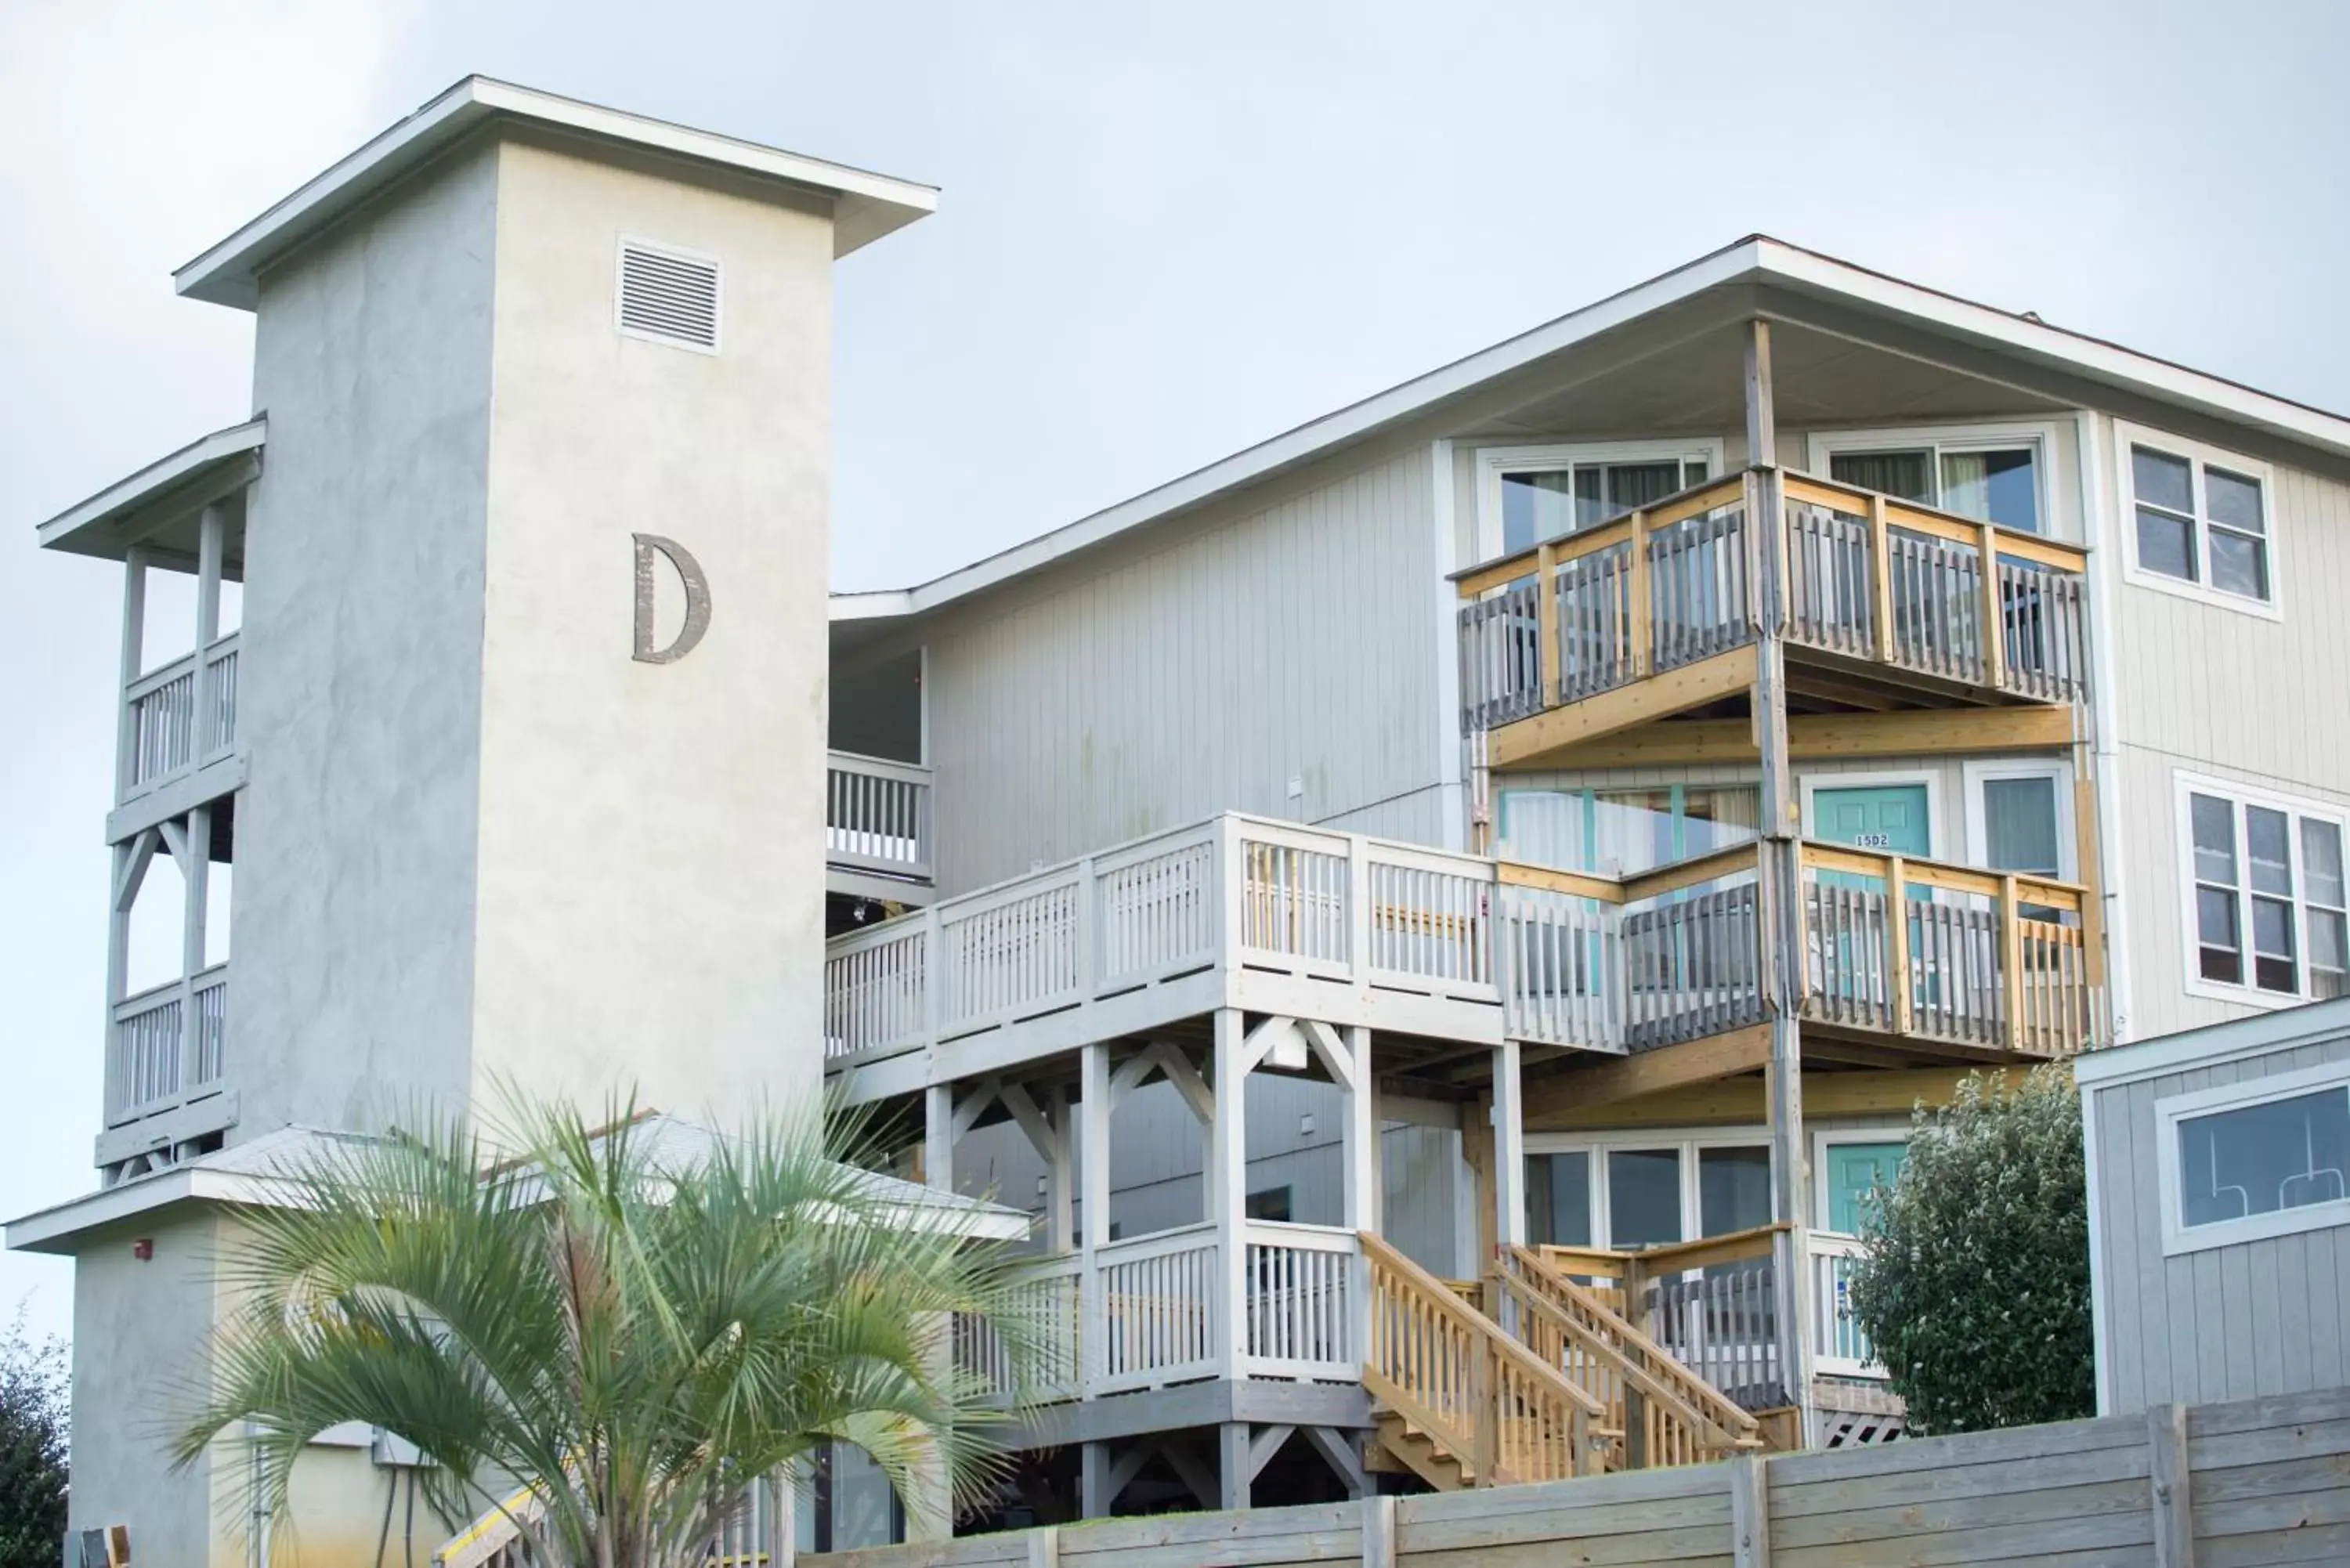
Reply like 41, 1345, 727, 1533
804, 1385, 2350, 1568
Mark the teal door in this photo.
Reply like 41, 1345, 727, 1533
1826, 1140, 1909, 1234
1811, 784, 1932, 859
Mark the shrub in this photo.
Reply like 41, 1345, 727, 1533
0, 1305, 69, 1568
1845, 1064, 2093, 1433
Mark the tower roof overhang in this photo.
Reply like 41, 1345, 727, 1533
34, 417, 264, 566
175, 76, 938, 310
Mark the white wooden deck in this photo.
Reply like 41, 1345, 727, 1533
822, 813, 1512, 1100
120, 632, 239, 805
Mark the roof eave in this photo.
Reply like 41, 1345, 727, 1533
174, 76, 938, 309
34, 417, 267, 559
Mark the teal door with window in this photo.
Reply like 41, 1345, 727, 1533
1825, 1141, 1908, 1234
1811, 785, 1931, 859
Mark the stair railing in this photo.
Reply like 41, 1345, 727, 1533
1360, 1231, 1603, 1486
1499, 1245, 1765, 1467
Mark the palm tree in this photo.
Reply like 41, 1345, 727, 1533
173, 1093, 1043, 1567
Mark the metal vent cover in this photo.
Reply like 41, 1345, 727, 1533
616, 239, 721, 353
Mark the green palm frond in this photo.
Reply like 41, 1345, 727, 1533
176, 1088, 1047, 1567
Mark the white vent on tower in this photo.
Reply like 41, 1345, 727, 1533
616, 238, 721, 353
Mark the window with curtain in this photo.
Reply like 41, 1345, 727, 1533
1501, 455, 1711, 555
2186, 784, 2347, 999
1499, 786, 1762, 876
1829, 443, 2041, 532
1526, 1151, 1593, 1248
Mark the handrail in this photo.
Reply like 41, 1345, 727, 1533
1780, 472, 2088, 573
1361, 1230, 1600, 1486
1452, 474, 1749, 597
1499, 1246, 1762, 1464
1797, 840, 2083, 912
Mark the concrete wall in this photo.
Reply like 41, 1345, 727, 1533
468, 132, 835, 1120
233, 138, 501, 1134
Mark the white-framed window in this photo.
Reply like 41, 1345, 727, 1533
2115, 421, 2278, 616
1524, 1128, 1774, 1250
2175, 772, 2348, 1006
1474, 439, 1725, 560
1806, 422, 2061, 535
2157, 1061, 2350, 1255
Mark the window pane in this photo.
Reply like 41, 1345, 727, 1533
1502, 471, 1576, 554
2178, 1086, 2350, 1227
1572, 466, 1607, 531
2253, 896, 2298, 992
1983, 776, 2061, 875
1605, 461, 1687, 516
2208, 529, 2269, 600
2137, 507, 2196, 580
1527, 1152, 1592, 1248
2192, 794, 2238, 885
1683, 787, 1762, 858
1608, 1148, 1684, 1249
1832, 449, 1933, 504
1942, 448, 2040, 531
2197, 886, 2242, 983
2311, 911, 2347, 999
1697, 1147, 1773, 1237
2304, 820, 2345, 909
2247, 807, 2294, 897
2206, 468, 2265, 534
2133, 446, 2193, 513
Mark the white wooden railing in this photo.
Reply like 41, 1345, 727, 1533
822, 815, 1501, 1064
957, 1255, 1083, 1406
121, 633, 240, 801
1241, 1220, 1358, 1380
108, 963, 227, 1125
1807, 1233, 1881, 1377
826, 750, 933, 883
1096, 1223, 1220, 1393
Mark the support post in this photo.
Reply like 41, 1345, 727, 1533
1537, 539, 1562, 709
1079, 1441, 1112, 1519
908, 1082, 954, 1544
116, 547, 148, 800
2000, 873, 2026, 1052
1976, 521, 2006, 691
1744, 318, 1777, 465
1342, 1027, 1375, 1231
1217, 1422, 1251, 1512
1867, 493, 1894, 659
1886, 854, 1912, 1036
1047, 1086, 1076, 1253
180, 803, 212, 1086
1080, 1043, 1112, 1396
1360, 1494, 1397, 1568
1211, 1009, 1250, 1378
1491, 1039, 1526, 1248
1628, 508, 1653, 677
1730, 1452, 1771, 1568
192, 503, 224, 758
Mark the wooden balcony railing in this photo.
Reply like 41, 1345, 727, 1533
826, 750, 933, 883
120, 632, 239, 802
108, 963, 227, 1126
1452, 468, 2090, 738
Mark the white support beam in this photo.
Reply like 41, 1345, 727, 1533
1491, 1038, 1527, 1248
1105, 1441, 1155, 1509
1303, 1425, 1367, 1501
924, 1084, 954, 1195
1246, 1424, 1294, 1482
1046, 1086, 1076, 1254
1343, 1026, 1376, 1233
1149, 1041, 1217, 1126
1080, 1043, 1112, 1389
1239, 1013, 1303, 1077
1302, 1019, 1353, 1091
1215, 1424, 1251, 1512
116, 547, 147, 800
113, 829, 158, 912
953, 1078, 997, 1140
190, 503, 223, 766
181, 804, 211, 1075
998, 1080, 1054, 1162
1211, 1008, 1250, 1379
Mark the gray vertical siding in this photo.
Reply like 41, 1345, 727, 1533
2092, 1032, 2350, 1414
918, 440, 1444, 894
2101, 428, 2350, 1041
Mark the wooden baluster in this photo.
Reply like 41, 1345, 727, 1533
1977, 522, 2006, 690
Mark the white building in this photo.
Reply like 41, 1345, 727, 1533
12, 74, 2350, 1562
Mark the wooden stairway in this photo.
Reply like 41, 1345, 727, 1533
1360, 1233, 1767, 1493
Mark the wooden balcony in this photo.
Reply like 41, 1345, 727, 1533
1500, 839, 2098, 1063
119, 632, 239, 804
826, 749, 934, 890
108, 963, 227, 1127
1455, 470, 2091, 770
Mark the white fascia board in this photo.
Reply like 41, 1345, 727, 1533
34, 417, 266, 551
1752, 240, 2350, 461
2072, 997, 2350, 1088
3, 1165, 295, 1254
176, 77, 938, 308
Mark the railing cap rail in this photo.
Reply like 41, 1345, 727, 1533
124, 647, 201, 700
1798, 840, 2086, 910
1449, 469, 1752, 594
825, 748, 935, 785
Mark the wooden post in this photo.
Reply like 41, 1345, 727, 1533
1343, 1028, 1375, 1232
1537, 538, 1562, 709
1079, 1441, 1112, 1519
1472, 1334, 1499, 1485
1025, 1524, 1060, 1568
192, 503, 223, 758
1211, 1009, 1250, 1380
1360, 1494, 1397, 1568
1217, 1422, 1251, 1511
1886, 854, 1912, 1037
1977, 522, 2006, 691
1628, 508, 1653, 678
1867, 493, 1893, 660
2147, 1402, 2194, 1567
1464, 1096, 1496, 1265
2000, 873, 2026, 1052
909, 1083, 956, 1544
1047, 1086, 1076, 1253
1079, 1042, 1112, 1396
1491, 1039, 1526, 1248
1730, 1452, 1772, 1568
1744, 319, 1777, 465
179, 804, 212, 1087
117, 547, 148, 800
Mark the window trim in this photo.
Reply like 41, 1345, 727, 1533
2173, 771, 2348, 1008
1805, 421, 2064, 537
1524, 1125, 1777, 1250
1799, 769, 1947, 858
2113, 421, 2281, 621
1812, 1129, 1914, 1238
1473, 437, 1726, 561
1961, 758, 2077, 880
2155, 1060, 2350, 1256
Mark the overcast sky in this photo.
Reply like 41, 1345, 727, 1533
4, 0, 2347, 1344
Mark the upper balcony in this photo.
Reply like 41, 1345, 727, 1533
1454, 468, 2092, 771
826, 749, 935, 901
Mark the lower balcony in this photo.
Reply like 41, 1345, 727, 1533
826, 750, 934, 902
108, 963, 228, 1128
